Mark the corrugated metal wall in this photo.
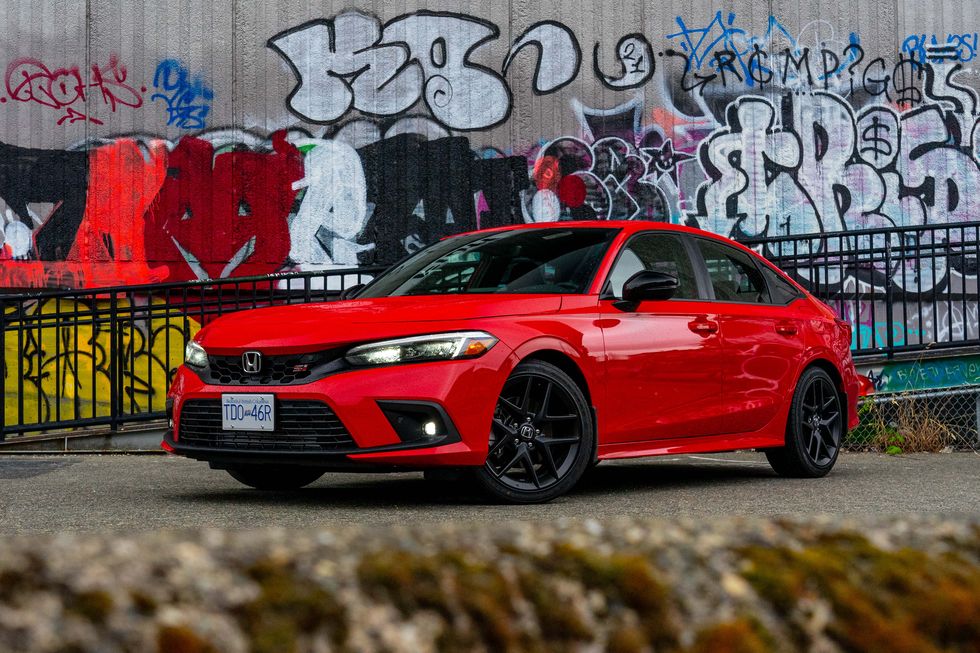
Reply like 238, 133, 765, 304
0, 0, 977, 291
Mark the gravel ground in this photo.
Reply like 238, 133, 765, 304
1, 515, 978, 652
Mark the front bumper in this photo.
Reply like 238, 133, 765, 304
165, 344, 514, 468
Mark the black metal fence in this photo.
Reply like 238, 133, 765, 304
742, 220, 980, 358
3, 219, 979, 442
0, 268, 381, 441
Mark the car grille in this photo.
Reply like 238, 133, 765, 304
177, 400, 357, 452
202, 350, 345, 386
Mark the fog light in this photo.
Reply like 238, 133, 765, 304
378, 401, 456, 443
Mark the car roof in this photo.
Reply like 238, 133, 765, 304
454, 220, 710, 239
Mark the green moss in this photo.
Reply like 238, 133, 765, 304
0, 554, 47, 602
606, 622, 648, 653
359, 549, 537, 652
236, 559, 347, 653
739, 533, 980, 653
66, 589, 114, 625
357, 550, 452, 618
156, 625, 218, 653
130, 589, 158, 616
537, 544, 677, 650
517, 569, 594, 643
686, 619, 773, 653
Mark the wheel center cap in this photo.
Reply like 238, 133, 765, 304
519, 424, 536, 441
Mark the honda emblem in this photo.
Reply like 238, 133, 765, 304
242, 351, 262, 374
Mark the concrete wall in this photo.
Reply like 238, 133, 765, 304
0, 0, 976, 286
3, 0, 980, 426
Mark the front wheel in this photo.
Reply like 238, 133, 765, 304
474, 360, 594, 503
766, 367, 844, 478
226, 465, 324, 490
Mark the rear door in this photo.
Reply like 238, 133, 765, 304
691, 237, 807, 434
598, 231, 728, 443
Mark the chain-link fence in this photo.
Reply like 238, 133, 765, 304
846, 385, 980, 452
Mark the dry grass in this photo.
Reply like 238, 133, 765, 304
859, 395, 960, 453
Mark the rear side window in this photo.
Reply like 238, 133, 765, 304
696, 239, 767, 303
760, 264, 801, 304
605, 233, 699, 299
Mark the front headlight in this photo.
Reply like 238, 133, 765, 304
184, 340, 208, 368
345, 331, 498, 367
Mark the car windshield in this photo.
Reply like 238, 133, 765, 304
357, 228, 620, 298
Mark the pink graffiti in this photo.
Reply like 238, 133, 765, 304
3, 55, 144, 125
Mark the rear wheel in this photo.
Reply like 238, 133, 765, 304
474, 360, 594, 503
226, 465, 324, 490
766, 367, 844, 478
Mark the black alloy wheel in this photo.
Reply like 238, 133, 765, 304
766, 366, 844, 478
475, 360, 594, 503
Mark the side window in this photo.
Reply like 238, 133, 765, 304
760, 264, 801, 304
696, 239, 767, 303
605, 233, 699, 300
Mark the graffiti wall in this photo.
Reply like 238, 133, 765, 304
1, 1, 979, 401
0, 1, 975, 287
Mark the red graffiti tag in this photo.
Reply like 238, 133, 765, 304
143, 132, 303, 282
68, 138, 170, 284
4, 55, 144, 125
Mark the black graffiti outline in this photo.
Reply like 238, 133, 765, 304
503, 20, 582, 95
593, 33, 655, 90
383, 10, 513, 132
268, 10, 514, 132
266, 17, 417, 126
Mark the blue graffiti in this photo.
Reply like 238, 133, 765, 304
666, 12, 861, 88
667, 12, 746, 71
902, 33, 979, 64
151, 59, 214, 130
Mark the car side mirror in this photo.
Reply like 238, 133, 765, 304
621, 270, 679, 303
340, 284, 365, 300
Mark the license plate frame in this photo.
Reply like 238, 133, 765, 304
221, 394, 275, 431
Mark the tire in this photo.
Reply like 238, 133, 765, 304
473, 360, 595, 503
766, 367, 844, 478
226, 465, 324, 490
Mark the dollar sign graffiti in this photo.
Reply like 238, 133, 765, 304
860, 116, 893, 164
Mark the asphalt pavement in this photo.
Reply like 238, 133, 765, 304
0, 452, 977, 535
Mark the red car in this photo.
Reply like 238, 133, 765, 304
164, 221, 862, 503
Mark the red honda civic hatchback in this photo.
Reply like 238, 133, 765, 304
164, 221, 862, 503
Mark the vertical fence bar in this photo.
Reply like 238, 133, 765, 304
90, 298, 97, 420
109, 293, 120, 432
0, 304, 5, 442
959, 226, 967, 348
947, 226, 954, 348
35, 297, 43, 428
884, 238, 894, 357
54, 297, 61, 424
17, 304, 24, 429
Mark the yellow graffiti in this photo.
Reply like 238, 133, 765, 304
3, 298, 199, 431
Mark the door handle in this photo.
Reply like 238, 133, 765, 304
775, 322, 799, 336
689, 319, 719, 335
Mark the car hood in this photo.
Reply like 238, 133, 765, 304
195, 294, 562, 354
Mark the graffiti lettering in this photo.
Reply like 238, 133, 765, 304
3, 55, 143, 125
3, 299, 198, 427
151, 59, 214, 129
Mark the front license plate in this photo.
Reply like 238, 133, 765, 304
221, 394, 275, 431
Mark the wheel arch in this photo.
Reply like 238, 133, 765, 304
799, 356, 848, 423
519, 349, 593, 406
511, 344, 598, 462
